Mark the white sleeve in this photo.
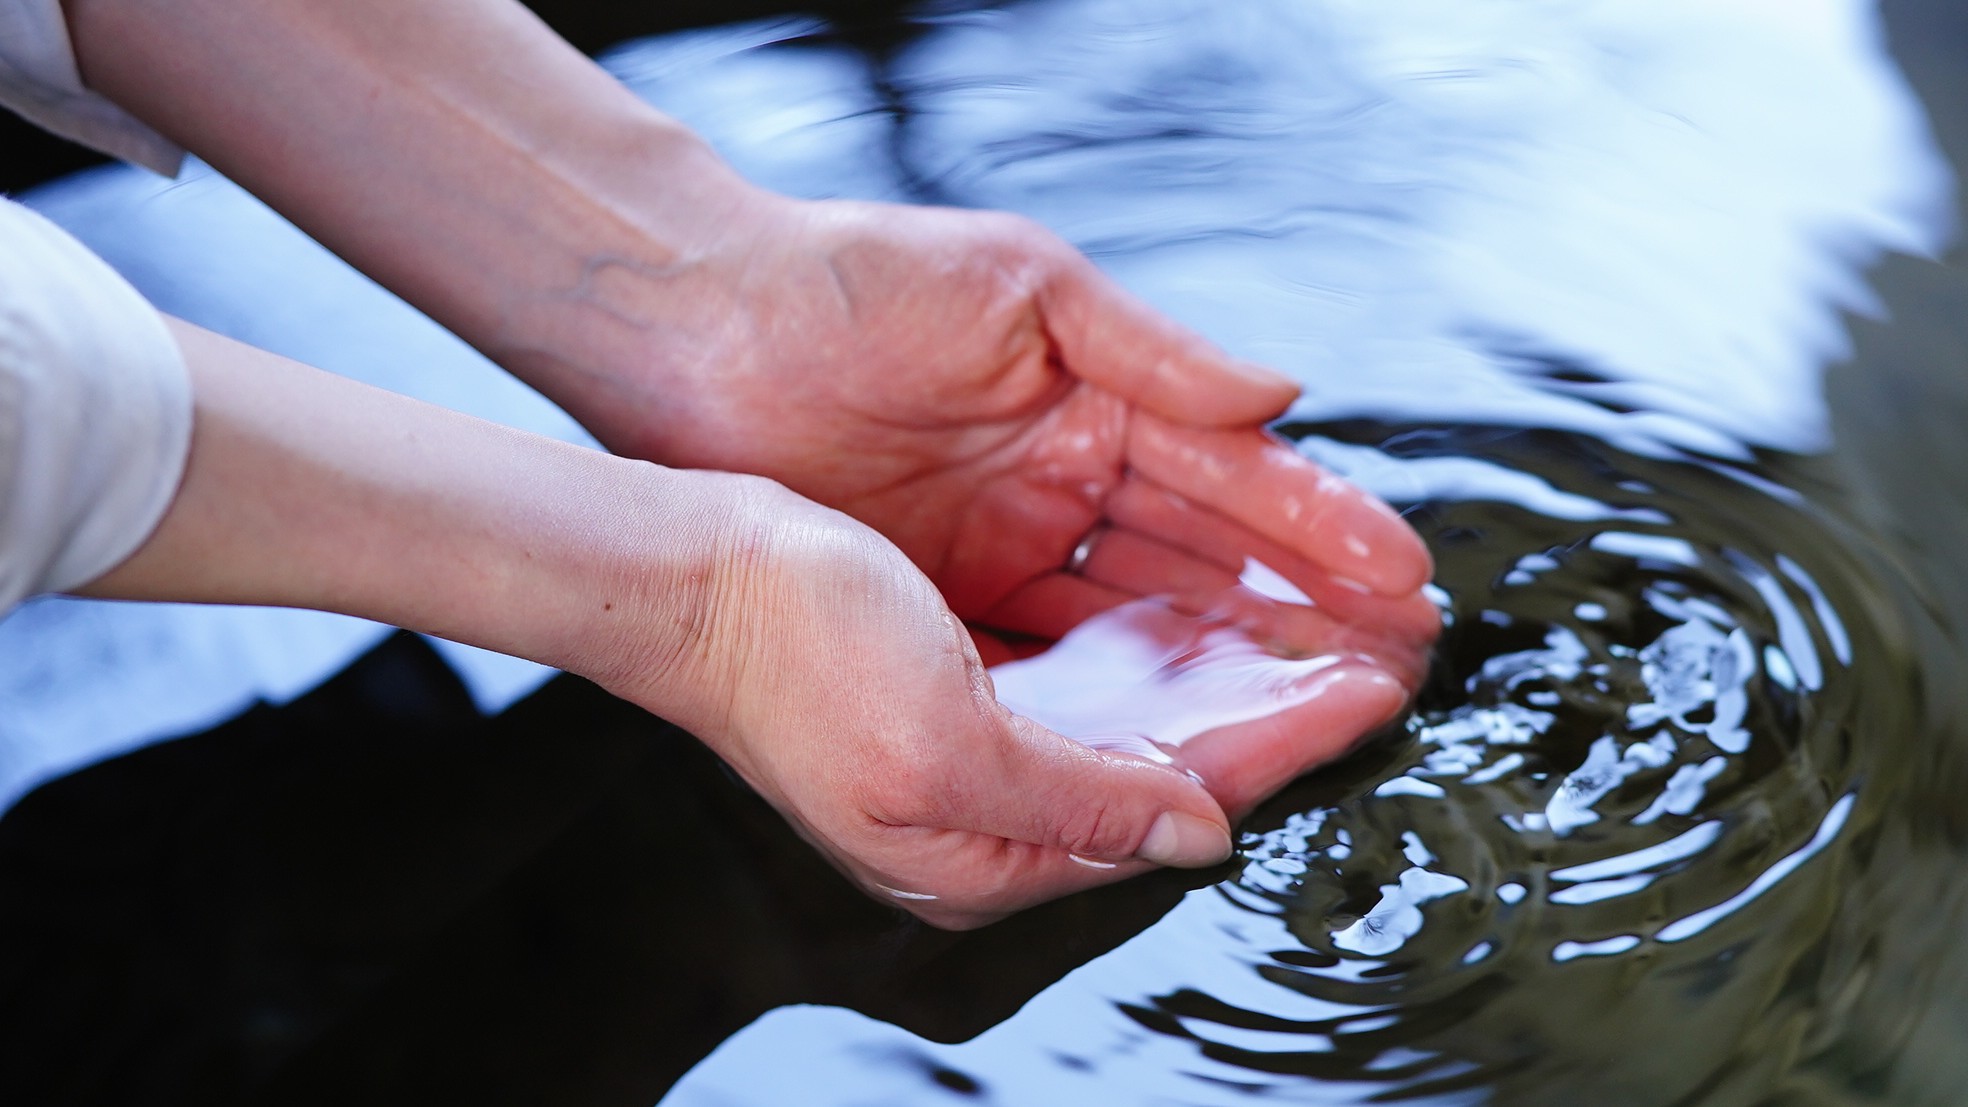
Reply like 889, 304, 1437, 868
0, 197, 192, 611
0, 0, 183, 175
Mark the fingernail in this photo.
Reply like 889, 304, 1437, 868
1137, 811, 1234, 868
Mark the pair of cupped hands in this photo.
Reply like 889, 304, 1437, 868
54, 0, 1433, 931
546, 190, 1439, 930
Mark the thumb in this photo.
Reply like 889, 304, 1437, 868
1038, 248, 1300, 427
945, 711, 1236, 869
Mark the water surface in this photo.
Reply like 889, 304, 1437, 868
636, 2, 1968, 1103
4, 1, 1968, 1105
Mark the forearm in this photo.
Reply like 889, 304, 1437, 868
80, 318, 721, 690
65, 0, 766, 435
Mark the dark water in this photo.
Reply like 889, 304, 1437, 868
1195, 429, 1952, 1105
656, 441, 1965, 1106
5, 1, 1968, 1105
639, 3, 1968, 1103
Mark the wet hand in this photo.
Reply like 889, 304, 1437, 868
593, 476, 1428, 931
549, 195, 1435, 662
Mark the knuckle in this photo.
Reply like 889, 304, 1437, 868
1052, 795, 1139, 861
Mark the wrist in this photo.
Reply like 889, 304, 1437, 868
79, 320, 734, 717
560, 467, 820, 740
67, 0, 782, 431
536, 463, 739, 715
474, 129, 796, 450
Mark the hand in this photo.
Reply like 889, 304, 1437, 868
63, 0, 1433, 669
87, 319, 1426, 933
62, 0, 1438, 926
593, 476, 1425, 931
534, 194, 1437, 663
65, 0, 1431, 650
537, 199, 1442, 929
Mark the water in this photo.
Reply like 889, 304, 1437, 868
1208, 430, 1945, 1104
6, 0, 1968, 1104
635, 1, 1968, 1103
666, 434, 1966, 1107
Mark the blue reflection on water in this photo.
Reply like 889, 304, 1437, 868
0, 0, 1956, 1103
639, 0, 1953, 1103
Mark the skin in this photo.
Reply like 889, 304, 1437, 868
61, 0, 1440, 928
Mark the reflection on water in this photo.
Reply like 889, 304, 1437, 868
647, 0, 1968, 1104
1206, 429, 1924, 1104
991, 559, 1378, 761
4, 0, 1963, 1103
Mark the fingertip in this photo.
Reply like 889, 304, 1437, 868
1129, 420, 1433, 597
1136, 809, 1234, 868
1302, 467, 1435, 597
1173, 659, 1415, 818
1043, 264, 1298, 426
1142, 349, 1301, 427
1232, 356, 1303, 398
1190, 356, 1301, 424
1349, 661, 1417, 726
961, 711, 1229, 865
1356, 489, 1437, 594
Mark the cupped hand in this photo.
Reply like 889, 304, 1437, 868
541, 193, 1434, 660
600, 475, 1430, 931
541, 193, 1444, 928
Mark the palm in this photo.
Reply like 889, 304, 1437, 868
560, 196, 1440, 927
593, 198, 1433, 659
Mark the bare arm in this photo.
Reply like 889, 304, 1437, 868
82, 318, 721, 679
66, 0, 747, 430
64, 3, 1438, 926
64, 0, 1431, 615
85, 320, 1307, 929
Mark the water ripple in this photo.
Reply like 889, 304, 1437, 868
1162, 424, 1938, 1103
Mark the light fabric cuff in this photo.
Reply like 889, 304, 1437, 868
0, 0, 184, 176
0, 197, 192, 610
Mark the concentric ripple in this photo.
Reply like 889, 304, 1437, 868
1123, 424, 1963, 1105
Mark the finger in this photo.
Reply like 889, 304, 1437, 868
979, 570, 1138, 640
1171, 659, 1412, 818
959, 714, 1233, 864
1104, 478, 1443, 646
1125, 414, 1433, 596
931, 477, 1106, 622
844, 828, 1164, 931
991, 591, 1425, 747
1076, 526, 1242, 597
845, 660, 1413, 930
1036, 249, 1300, 427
